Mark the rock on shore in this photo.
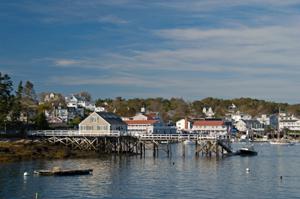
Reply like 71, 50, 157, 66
0, 139, 99, 163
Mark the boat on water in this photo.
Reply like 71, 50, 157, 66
269, 139, 294, 146
34, 167, 93, 176
236, 145, 257, 156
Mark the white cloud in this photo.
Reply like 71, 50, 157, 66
98, 15, 128, 24
54, 59, 81, 66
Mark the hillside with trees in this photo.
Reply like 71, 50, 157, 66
95, 97, 300, 123
1, 72, 300, 133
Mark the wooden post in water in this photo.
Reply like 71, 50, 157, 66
140, 142, 143, 157
153, 142, 156, 157
195, 140, 198, 156
182, 142, 185, 157
216, 144, 219, 157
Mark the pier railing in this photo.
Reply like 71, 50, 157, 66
28, 130, 228, 141
28, 130, 125, 137
137, 134, 224, 141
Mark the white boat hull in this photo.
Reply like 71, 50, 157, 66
269, 141, 294, 146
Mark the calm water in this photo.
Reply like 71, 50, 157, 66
1, 143, 300, 199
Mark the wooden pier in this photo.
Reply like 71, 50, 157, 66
29, 130, 144, 155
28, 130, 232, 157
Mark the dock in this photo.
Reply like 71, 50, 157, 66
28, 130, 233, 157
34, 167, 93, 176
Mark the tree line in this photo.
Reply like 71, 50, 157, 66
95, 97, 300, 123
0, 72, 49, 134
1, 72, 300, 133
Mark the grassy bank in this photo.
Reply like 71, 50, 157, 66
0, 139, 99, 163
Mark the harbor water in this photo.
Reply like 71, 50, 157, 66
1, 143, 300, 199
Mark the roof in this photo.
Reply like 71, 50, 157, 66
193, 120, 224, 126
145, 113, 156, 119
125, 120, 159, 125
280, 120, 298, 122
241, 119, 261, 125
96, 112, 127, 126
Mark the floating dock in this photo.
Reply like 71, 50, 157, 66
34, 167, 93, 176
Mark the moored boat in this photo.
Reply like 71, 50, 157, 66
236, 145, 257, 156
269, 139, 294, 146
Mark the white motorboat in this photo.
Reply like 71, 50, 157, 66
269, 139, 294, 146
236, 145, 258, 156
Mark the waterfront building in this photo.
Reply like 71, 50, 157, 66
235, 119, 265, 135
256, 114, 278, 129
192, 120, 227, 137
176, 118, 193, 132
124, 110, 176, 136
79, 112, 127, 135
278, 113, 300, 131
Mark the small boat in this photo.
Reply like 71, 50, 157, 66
236, 145, 257, 156
269, 140, 294, 146
34, 167, 93, 176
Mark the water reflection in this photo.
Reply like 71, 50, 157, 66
0, 143, 300, 199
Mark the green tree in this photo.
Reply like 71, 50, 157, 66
75, 91, 92, 102
22, 81, 38, 124
11, 81, 23, 122
0, 72, 13, 129
35, 112, 49, 130
69, 116, 82, 128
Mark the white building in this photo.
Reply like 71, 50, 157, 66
278, 113, 300, 131
65, 94, 96, 111
124, 112, 176, 136
235, 119, 265, 135
203, 107, 215, 118
192, 120, 227, 137
231, 112, 252, 123
176, 118, 192, 132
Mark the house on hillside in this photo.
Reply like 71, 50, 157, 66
79, 112, 127, 135
231, 112, 252, 122
192, 120, 227, 137
65, 94, 96, 111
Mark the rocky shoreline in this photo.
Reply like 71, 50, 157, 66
0, 139, 100, 163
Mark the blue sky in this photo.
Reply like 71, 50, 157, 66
1, 0, 300, 103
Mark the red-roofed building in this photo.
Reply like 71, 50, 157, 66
192, 120, 228, 136
124, 111, 176, 135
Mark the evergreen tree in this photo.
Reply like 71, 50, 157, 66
22, 81, 38, 124
11, 81, 23, 122
0, 72, 13, 129
35, 112, 49, 130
